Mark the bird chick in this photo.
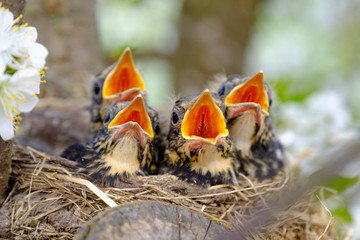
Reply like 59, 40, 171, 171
91, 48, 146, 133
62, 95, 160, 186
164, 89, 239, 186
218, 71, 285, 180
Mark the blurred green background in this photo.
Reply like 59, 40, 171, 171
24, 0, 360, 236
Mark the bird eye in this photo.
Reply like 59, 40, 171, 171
172, 112, 179, 124
105, 113, 110, 122
94, 82, 100, 95
155, 125, 160, 135
219, 86, 225, 96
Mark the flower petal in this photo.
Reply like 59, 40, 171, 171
27, 43, 48, 69
16, 92, 38, 112
13, 26, 38, 43
0, 104, 14, 140
0, 60, 6, 73
0, 73, 10, 82
9, 67, 41, 93
0, 9, 14, 32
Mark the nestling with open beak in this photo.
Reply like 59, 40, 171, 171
163, 89, 239, 186
62, 95, 160, 186
218, 71, 285, 179
91, 48, 147, 133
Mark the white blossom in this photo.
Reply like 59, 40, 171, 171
0, 5, 48, 73
0, 68, 42, 140
0, 5, 47, 140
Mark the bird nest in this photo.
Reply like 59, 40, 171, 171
0, 144, 340, 239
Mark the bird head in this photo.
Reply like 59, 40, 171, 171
102, 48, 146, 102
87, 95, 159, 184
166, 89, 238, 185
218, 71, 271, 141
217, 71, 276, 158
222, 71, 270, 123
99, 94, 157, 150
180, 89, 229, 151
91, 48, 147, 133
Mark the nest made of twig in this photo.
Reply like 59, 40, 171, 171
0, 144, 341, 240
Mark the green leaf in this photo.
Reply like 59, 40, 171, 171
314, 175, 358, 199
332, 206, 352, 223
325, 176, 358, 194
274, 77, 317, 102
5, 67, 16, 75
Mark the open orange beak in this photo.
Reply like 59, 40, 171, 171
181, 89, 228, 149
102, 48, 146, 102
109, 95, 153, 148
224, 71, 269, 120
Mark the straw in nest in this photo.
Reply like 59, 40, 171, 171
0, 144, 342, 239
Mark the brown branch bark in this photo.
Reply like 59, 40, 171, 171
24, 0, 103, 99
1, 0, 25, 18
76, 201, 229, 240
172, 0, 262, 95
0, 139, 12, 205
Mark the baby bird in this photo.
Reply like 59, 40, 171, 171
164, 89, 239, 186
218, 71, 285, 180
91, 48, 146, 133
62, 95, 160, 186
